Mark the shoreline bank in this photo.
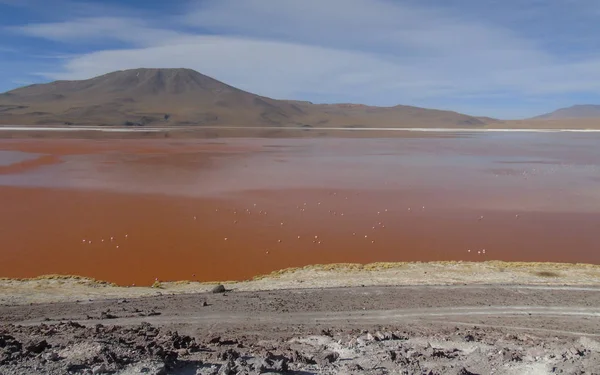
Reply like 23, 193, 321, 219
2, 261, 599, 305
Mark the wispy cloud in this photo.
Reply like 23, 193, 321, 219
183, 0, 532, 55
28, 52, 80, 60
5, 0, 600, 117
0, 0, 151, 17
0, 46, 18, 53
11, 79, 35, 86
0, 0, 29, 5
12, 17, 185, 46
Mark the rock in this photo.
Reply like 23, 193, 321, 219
348, 363, 364, 371
292, 350, 316, 365
247, 357, 267, 372
317, 351, 339, 366
219, 349, 240, 361
0, 334, 21, 353
92, 364, 108, 374
264, 352, 289, 372
423, 343, 435, 357
66, 362, 89, 372
217, 358, 235, 375
125, 362, 167, 375
392, 332, 408, 341
365, 333, 376, 342
208, 336, 221, 344
66, 321, 84, 328
207, 336, 237, 346
269, 358, 288, 372
152, 346, 178, 369
321, 328, 333, 337
568, 346, 585, 356
42, 351, 59, 361
197, 365, 219, 375
464, 334, 475, 342
100, 311, 117, 320
211, 285, 226, 294
234, 357, 248, 368
170, 332, 199, 350
432, 348, 461, 359
457, 368, 479, 375
0, 334, 11, 348
502, 349, 522, 362
218, 338, 238, 346
25, 339, 50, 354
517, 334, 535, 343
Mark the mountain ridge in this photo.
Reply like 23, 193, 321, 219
0, 68, 488, 128
532, 104, 600, 120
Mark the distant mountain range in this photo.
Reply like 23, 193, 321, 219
532, 105, 600, 120
0, 68, 488, 128
0, 68, 597, 128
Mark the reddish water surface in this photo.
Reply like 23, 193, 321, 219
1, 134, 599, 285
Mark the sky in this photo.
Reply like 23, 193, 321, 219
1, 0, 599, 119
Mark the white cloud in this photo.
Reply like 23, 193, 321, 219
11, 79, 35, 86
11, 17, 185, 47
0, 46, 18, 53
184, 0, 551, 60
41, 36, 413, 99
10, 0, 600, 117
40, 34, 600, 104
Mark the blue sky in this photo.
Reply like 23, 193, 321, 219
1, 0, 600, 119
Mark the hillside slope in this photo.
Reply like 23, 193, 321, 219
533, 105, 600, 120
0, 68, 486, 128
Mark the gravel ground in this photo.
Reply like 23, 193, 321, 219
2, 284, 600, 374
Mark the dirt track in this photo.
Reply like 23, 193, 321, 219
2, 284, 600, 374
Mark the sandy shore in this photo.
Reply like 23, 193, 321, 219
1, 261, 599, 305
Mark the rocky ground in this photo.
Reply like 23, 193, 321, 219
2, 320, 600, 375
2, 285, 600, 374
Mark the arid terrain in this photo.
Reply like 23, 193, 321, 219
1, 68, 599, 130
0, 68, 489, 129
1, 269, 600, 374
3, 0, 600, 370
533, 105, 600, 120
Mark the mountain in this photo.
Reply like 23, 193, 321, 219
0, 68, 487, 128
533, 105, 600, 120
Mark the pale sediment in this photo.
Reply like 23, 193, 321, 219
1, 261, 599, 305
